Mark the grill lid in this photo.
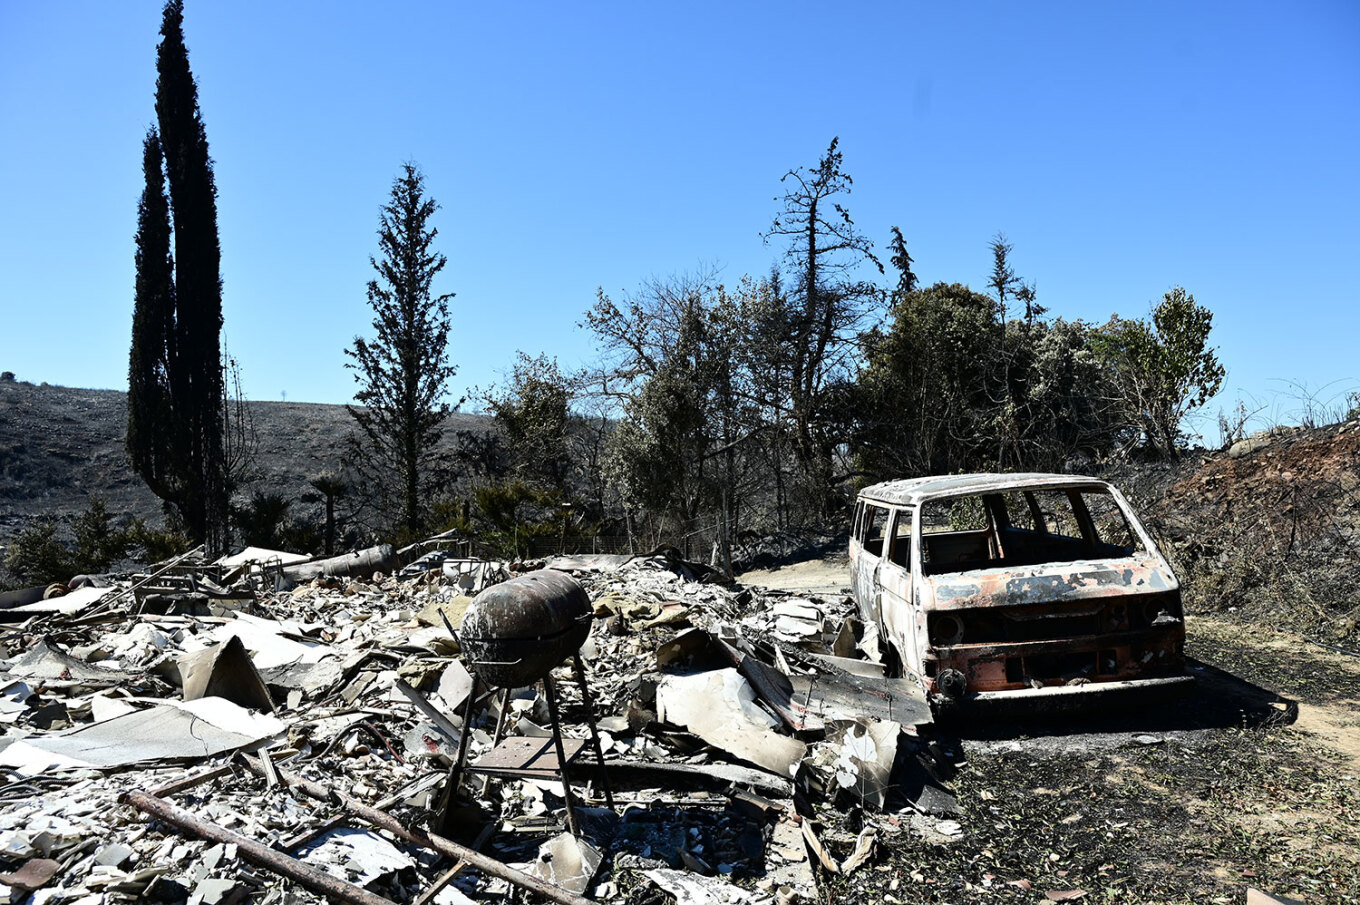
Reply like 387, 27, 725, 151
459, 569, 592, 687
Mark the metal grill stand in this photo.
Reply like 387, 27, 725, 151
438, 650, 614, 839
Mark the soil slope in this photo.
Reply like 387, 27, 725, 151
0, 380, 490, 538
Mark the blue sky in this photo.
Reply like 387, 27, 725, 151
2, 1, 1357, 430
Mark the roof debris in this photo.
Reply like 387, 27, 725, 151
0, 543, 960, 903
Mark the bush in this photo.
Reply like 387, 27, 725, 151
126, 519, 194, 564
3, 498, 143, 586
230, 491, 324, 555
232, 491, 293, 549
71, 498, 132, 572
4, 517, 75, 586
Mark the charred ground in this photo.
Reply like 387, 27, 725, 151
742, 561, 1360, 904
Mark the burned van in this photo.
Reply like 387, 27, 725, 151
849, 473, 1192, 711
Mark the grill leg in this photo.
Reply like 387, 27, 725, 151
434, 683, 480, 838
542, 673, 581, 838
490, 687, 512, 748
482, 687, 513, 796
572, 652, 614, 811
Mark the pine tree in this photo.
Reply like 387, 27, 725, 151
127, 0, 227, 549
888, 226, 918, 301
345, 163, 457, 537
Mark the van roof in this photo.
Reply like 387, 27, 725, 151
858, 472, 1112, 507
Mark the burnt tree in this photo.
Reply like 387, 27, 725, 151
764, 137, 882, 518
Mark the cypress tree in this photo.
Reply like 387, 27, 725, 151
128, 0, 227, 549
127, 128, 176, 500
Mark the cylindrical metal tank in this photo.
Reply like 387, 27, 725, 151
458, 569, 592, 688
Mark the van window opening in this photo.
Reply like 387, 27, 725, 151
919, 488, 1144, 575
863, 505, 890, 557
887, 509, 913, 566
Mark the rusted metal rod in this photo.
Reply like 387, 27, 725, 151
123, 791, 396, 905
240, 758, 594, 905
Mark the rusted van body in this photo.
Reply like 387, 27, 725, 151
849, 473, 1192, 711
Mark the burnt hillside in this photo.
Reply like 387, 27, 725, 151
0, 380, 491, 537
1110, 420, 1360, 644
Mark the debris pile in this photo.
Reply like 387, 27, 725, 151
0, 544, 959, 904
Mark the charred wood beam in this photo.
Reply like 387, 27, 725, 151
239, 757, 594, 905
123, 791, 397, 905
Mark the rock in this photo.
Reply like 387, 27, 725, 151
1228, 435, 1272, 458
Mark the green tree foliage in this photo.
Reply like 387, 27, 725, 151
987, 233, 1019, 319
607, 335, 715, 521
125, 520, 195, 565
587, 273, 763, 562
127, 0, 227, 550
345, 163, 458, 537
469, 481, 563, 559
3, 499, 136, 587
128, 128, 176, 502
231, 491, 323, 554
231, 492, 293, 549
1092, 286, 1225, 458
887, 226, 918, 298
764, 137, 884, 516
858, 283, 1003, 477
857, 283, 1122, 478
483, 354, 571, 491
4, 518, 75, 587
71, 498, 134, 572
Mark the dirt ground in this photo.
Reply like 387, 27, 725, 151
737, 556, 1360, 904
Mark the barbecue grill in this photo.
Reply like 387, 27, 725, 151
458, 569, 592, 688
440, 569, 613, 838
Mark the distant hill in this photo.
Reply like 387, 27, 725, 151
0, 380, 490, 538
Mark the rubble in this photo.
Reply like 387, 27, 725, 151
0, 542, 958, 904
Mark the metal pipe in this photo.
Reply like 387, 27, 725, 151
240, 758, 594, 905
76, 544, 206, 621
394, 678, 463, 742
123, 791, 397, 905
148, 762, 237, 799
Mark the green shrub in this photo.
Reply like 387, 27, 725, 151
4, 517, 75, 586
71, 498, 132, 572
126, 519, 194, 564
